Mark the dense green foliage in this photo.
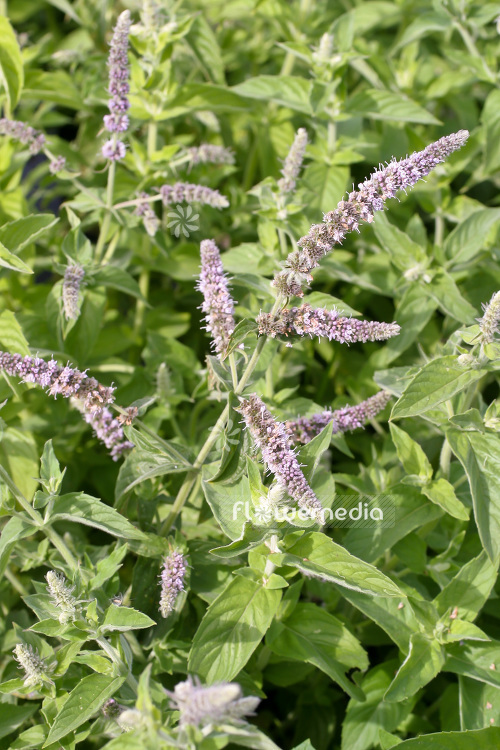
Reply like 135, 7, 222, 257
1, 0, 500, 748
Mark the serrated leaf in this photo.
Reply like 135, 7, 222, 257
188, 575, 282, 682
43, 673, 125, 746
0, 17, 24, 113
91, 266, 146, 301
390, 423, 433, 480
346, 89, 440, 124
421, 478, 469, 521
434, 551, 498, 622
386, 728, 500, 749
384, 633, 445, 702
50, 492, 150, 542
232, 76, 313, 114
101, 605, 156, 633
0, 310, 30, 355
0, 239, 32, 273
444, 209, 500, 266
0, 214, 59, 253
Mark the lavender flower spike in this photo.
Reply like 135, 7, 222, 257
239, 393, 324, 520
197, 239, 236, 357
159, 549, 187, 617
278, 128, 308, 194
287, 390, 392, 444
188, 144, 235, 166
62, 264, 85, 320
102, 10, 131, 160
166, 676, 260, 728
160, 182, 229, 209
273, 130, 469, 297
0, 118, 46, 154
478, 290, 500, 344
0, 351, 115, 412
257, 304, 400, 344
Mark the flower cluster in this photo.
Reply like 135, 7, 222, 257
49, 155, 66, 174
239, 393, 323, 519
257, 304, 400, 344
0, 352, 115, 412
159, 549, 187, 618
478, 290, 500, 344
166, 677, 260, 728
159, 182, 229, 209
45, 571, 81, 624
0, 118, 46, 153
62, 264, 85, 320
13, 644, 49, 687
197, 239, 236, 356
134, 192, 160, 236
272, 130, 469, 297
313, 33, 334, 64
102, 10, 131, 160
278, 128, 308, 194
188, 144, 235, 166
80, 404, 134, 461
286, 390, 392, 444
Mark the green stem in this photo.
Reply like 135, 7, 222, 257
228, 353, 238, 390
95, 160, 117, 263
134, 268, 150, 335
147, 120, 158, 159
96, 636, 138, 693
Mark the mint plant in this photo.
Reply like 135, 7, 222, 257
1, 2, 500, 749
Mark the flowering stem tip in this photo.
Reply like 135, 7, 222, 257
159, 549, 187, 618
197, 239, 236, 357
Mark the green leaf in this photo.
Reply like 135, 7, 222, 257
187, 15, 225, 84
390, 423, 433, 480
388, 728, 500, 749
447, 430, 500, 563
373, 215, 427, 272
434, 551, 498, 622
279, 532, 404, 597
0, 239, 32, 274
115, 448, 189, 500
0, 515, 35, 577
91, 266, 146, 301
460, 676, 500, 730
0, 310, 30, 355
391, 356, 487, 419
303, 162, 349, 213
232, 76, 313, 114
202, 468, 252, 540
384, 633, 445, 702
341, 662, 416, 750
0, 703, 37, 740
346, 89, 440, 124
43, 0, 82, 24
23, 70, 83, 109
424, 270, 478, 324
188, 575, 282, 682
422, 478, 469, 521
43, 673, 125, 746
266, 602, 367, 700
0, 17, 24, 113
0, 214, 59, 253
445, 642, 500, 689
50, 492, 150, 542
444, 209, 500, 266
101, 605, 156, 633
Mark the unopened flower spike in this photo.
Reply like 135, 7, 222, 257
278, 128, 308, 194
478, 290, 500, 345
13, 643, 52, 687
287, 390, 392, 444
62, 264, 85, 321
102, 10, 131, 161
188, 144, 235, 166
45, 570, 81, 624
166, 676, 260, 728
257, 304, 400, 344
0, 352, 115, 412
159, 548, 187, 618
239, 393, 324, 520
273, 130, 469, 297
160, 182, 229, 209
197, 239, 236, 357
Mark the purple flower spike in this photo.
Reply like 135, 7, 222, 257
159, 549, 187, 618
287, 390, 393, 444
0, 351, 115, 413
0, 118, 46, 153
273, 130, 469, 297
160, 182, 229, 209
80, 405, 134, 461
62, 264, 85, 321
239, 393, 324, 521
188, 144, 235, 166
278, 128, 308, 194
102, 139, 126, 161
197, 239, 236, 357
104, 10, 131, 133
257, 304, 400, 344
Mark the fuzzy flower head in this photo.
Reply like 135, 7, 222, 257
49, 155, 66, 174
0, 351, 115, 413
62, 264, 85, 321
102, 139, 126, 161
287, 390, 392, 444
257, 304, 400, 344
0, 118, 46, 154
13, 643, 50, 687
160, 182, 229, 209
239, 394, 323, 520
197, 239, 236, 357
104, 10, 131, 133
478, 291, 500, 345
45, 570, 81, 624
278, 128, 308, 194
159, 549, 187, 618
273, 130, 469, 297
167, 676, 260, 728
188, 144, 235, 166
